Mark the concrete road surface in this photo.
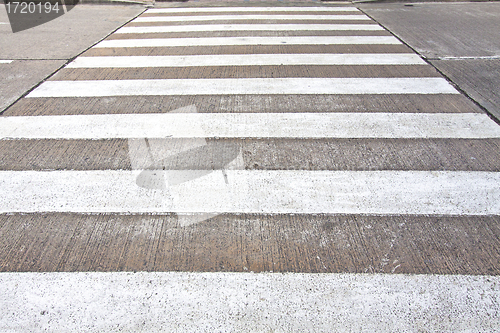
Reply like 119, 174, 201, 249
0, 4, 145, 112
1, 1, 500, 332
360, 1, 500, 121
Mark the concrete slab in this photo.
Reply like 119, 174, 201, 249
54, 65, 438, 80
2, 138, 500, 172
358, 2, 500, 121
0, 60, 64, 112
0, 4, 144, 113
6, 94, 480, 116
2, 213, 500, 275
0, 4, 145, 60
358, 2, 500, 59
430, 58, 500, 122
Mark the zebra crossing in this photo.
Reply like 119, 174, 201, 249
1, 3, 500, 331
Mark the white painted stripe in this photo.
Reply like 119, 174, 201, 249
94, 36, 401, 48
134, 14, 372, 22
67, 54, 426, 68
1, 272, 498, 332
147, 7, 361, 13
116, 24, 383, 34
0, 170, 500, 214
26, 78, 458, 97
0, 60, 13, 64
2, 113, 498, 140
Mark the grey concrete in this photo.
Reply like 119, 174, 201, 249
429, 58, 500, 120
0, 4, 145, 112
4, 138, 500, 172
358, 2, 500, 58
3, 213, 500, 275
0, 60, 64, 112
359, 1, 500, 121
0, 4, 145, 59
1, 4, 500, 330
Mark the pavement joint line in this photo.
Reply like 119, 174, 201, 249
355, 4, 500, 126
429, 63, 500, 125
427, 55, 500, 61
0, 64, 67, 116
0, 7, 148, 117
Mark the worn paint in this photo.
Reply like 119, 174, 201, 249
94, 36, 401, 48
2, 113, 498, 139
26, 78, 457, 97
0, 170, 499, 214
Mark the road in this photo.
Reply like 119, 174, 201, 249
1, 2, 500, 331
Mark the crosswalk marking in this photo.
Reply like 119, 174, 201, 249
3, 5, 500, 327
66, 54, 426, 68
116, 24, 384, 34
2, 113, 498, 139
27, 78, 458, 97
133, 14, 372, 22
1, 170, 499, 214
1, 272, 498, 331
147, 7, 361, 13
94, 36, 402, 48
0, 60, 13, 64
